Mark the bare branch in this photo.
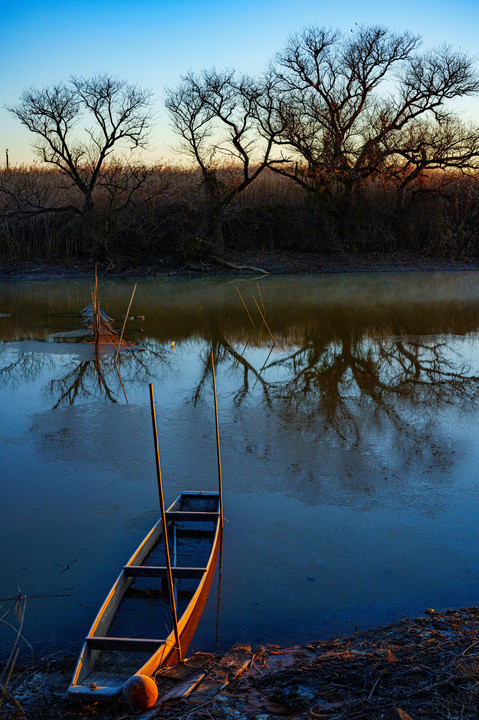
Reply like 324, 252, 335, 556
165, 69, 284, 252
7, 75, 154, 224
265, 25, 479, 201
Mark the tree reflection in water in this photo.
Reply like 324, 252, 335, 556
0, 339, 169, 408
50, 354, 121, 407
191, 321, 479, 483
193, 334, 273, 408
269, 333, 479, 436
0, 351, 56, 390
201, 328, 479, 402
51, 341, 172, 408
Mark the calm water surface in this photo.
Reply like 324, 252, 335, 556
2, 272, 479, 658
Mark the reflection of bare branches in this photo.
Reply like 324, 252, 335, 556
0, 351, 57, 389
133, 339, 170, 373
266, 333, 479, 449
272, 335, 479, 405
50, 357, 118, 408
49, 346, 168, 408
379, 339, 479, 403
224, 338, 272, 407
191, 325, 479, 461
193, 347, 214, 406
193, 334, 272, 408
0, 340, 170, 409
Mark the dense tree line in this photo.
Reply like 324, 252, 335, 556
2, 25, 479, 264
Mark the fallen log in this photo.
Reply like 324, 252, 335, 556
211, 256, 269, 275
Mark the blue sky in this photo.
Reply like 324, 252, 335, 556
2, 0, 479, 165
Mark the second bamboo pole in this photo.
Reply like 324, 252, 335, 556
210, 351, 223, 528
149, 383, 182, 662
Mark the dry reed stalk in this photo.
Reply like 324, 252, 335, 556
240, 326, 256, 358
115, 283, 137, 362
0, 592, 27, 716
251, 344, 275, 392
236, 287, 255, 328
0, 646, 20, 712
252, 296, 276, 347
215, 532, 224, 648
91, 266, 100, 347
256, 281, 266, 315
114, 359, 129, 403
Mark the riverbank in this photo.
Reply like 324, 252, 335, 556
1, 250, 479, 280
3, 606, 479, 720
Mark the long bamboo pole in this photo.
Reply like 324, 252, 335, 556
215, 531, 224, 648
210, 351, 224, 528
148, 384, 182, 662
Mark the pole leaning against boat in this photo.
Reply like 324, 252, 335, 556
210, 350, 224, 529
149, 383, 182, 662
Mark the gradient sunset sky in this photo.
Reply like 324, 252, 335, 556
2, 0, 479, 165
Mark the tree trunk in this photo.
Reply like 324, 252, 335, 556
203, 203, 224, 256
83, 192, 94, 217
82, 195, 109, 261
397, 182, 408, 211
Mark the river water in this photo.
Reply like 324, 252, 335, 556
2, 271, 479, 659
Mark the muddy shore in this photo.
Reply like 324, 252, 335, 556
1, 250, 479, 280
3, 606, 479, 720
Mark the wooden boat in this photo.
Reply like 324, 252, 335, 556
68, 490, 221, 701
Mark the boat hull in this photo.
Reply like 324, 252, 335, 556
68, 491, 221, 701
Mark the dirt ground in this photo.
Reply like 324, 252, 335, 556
1, 250, 479, 280
3, 606, 479, 720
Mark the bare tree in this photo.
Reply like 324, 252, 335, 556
268, 26, 479, 205
7, 74, 154, 254
165, 69, 282, 254
384, 117, 479, 208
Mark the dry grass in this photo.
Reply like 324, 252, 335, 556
0, 593, 28, 720
5, 608, 479, 719
1, 163, 479, 265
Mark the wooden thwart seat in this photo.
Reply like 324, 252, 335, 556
123, 565, 207, 578
86, 636, 166, 652
166, 511, 219, 522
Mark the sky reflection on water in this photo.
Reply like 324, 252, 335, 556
2, 272, 479, 658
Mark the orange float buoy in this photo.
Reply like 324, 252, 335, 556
121, 674, 158, 710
